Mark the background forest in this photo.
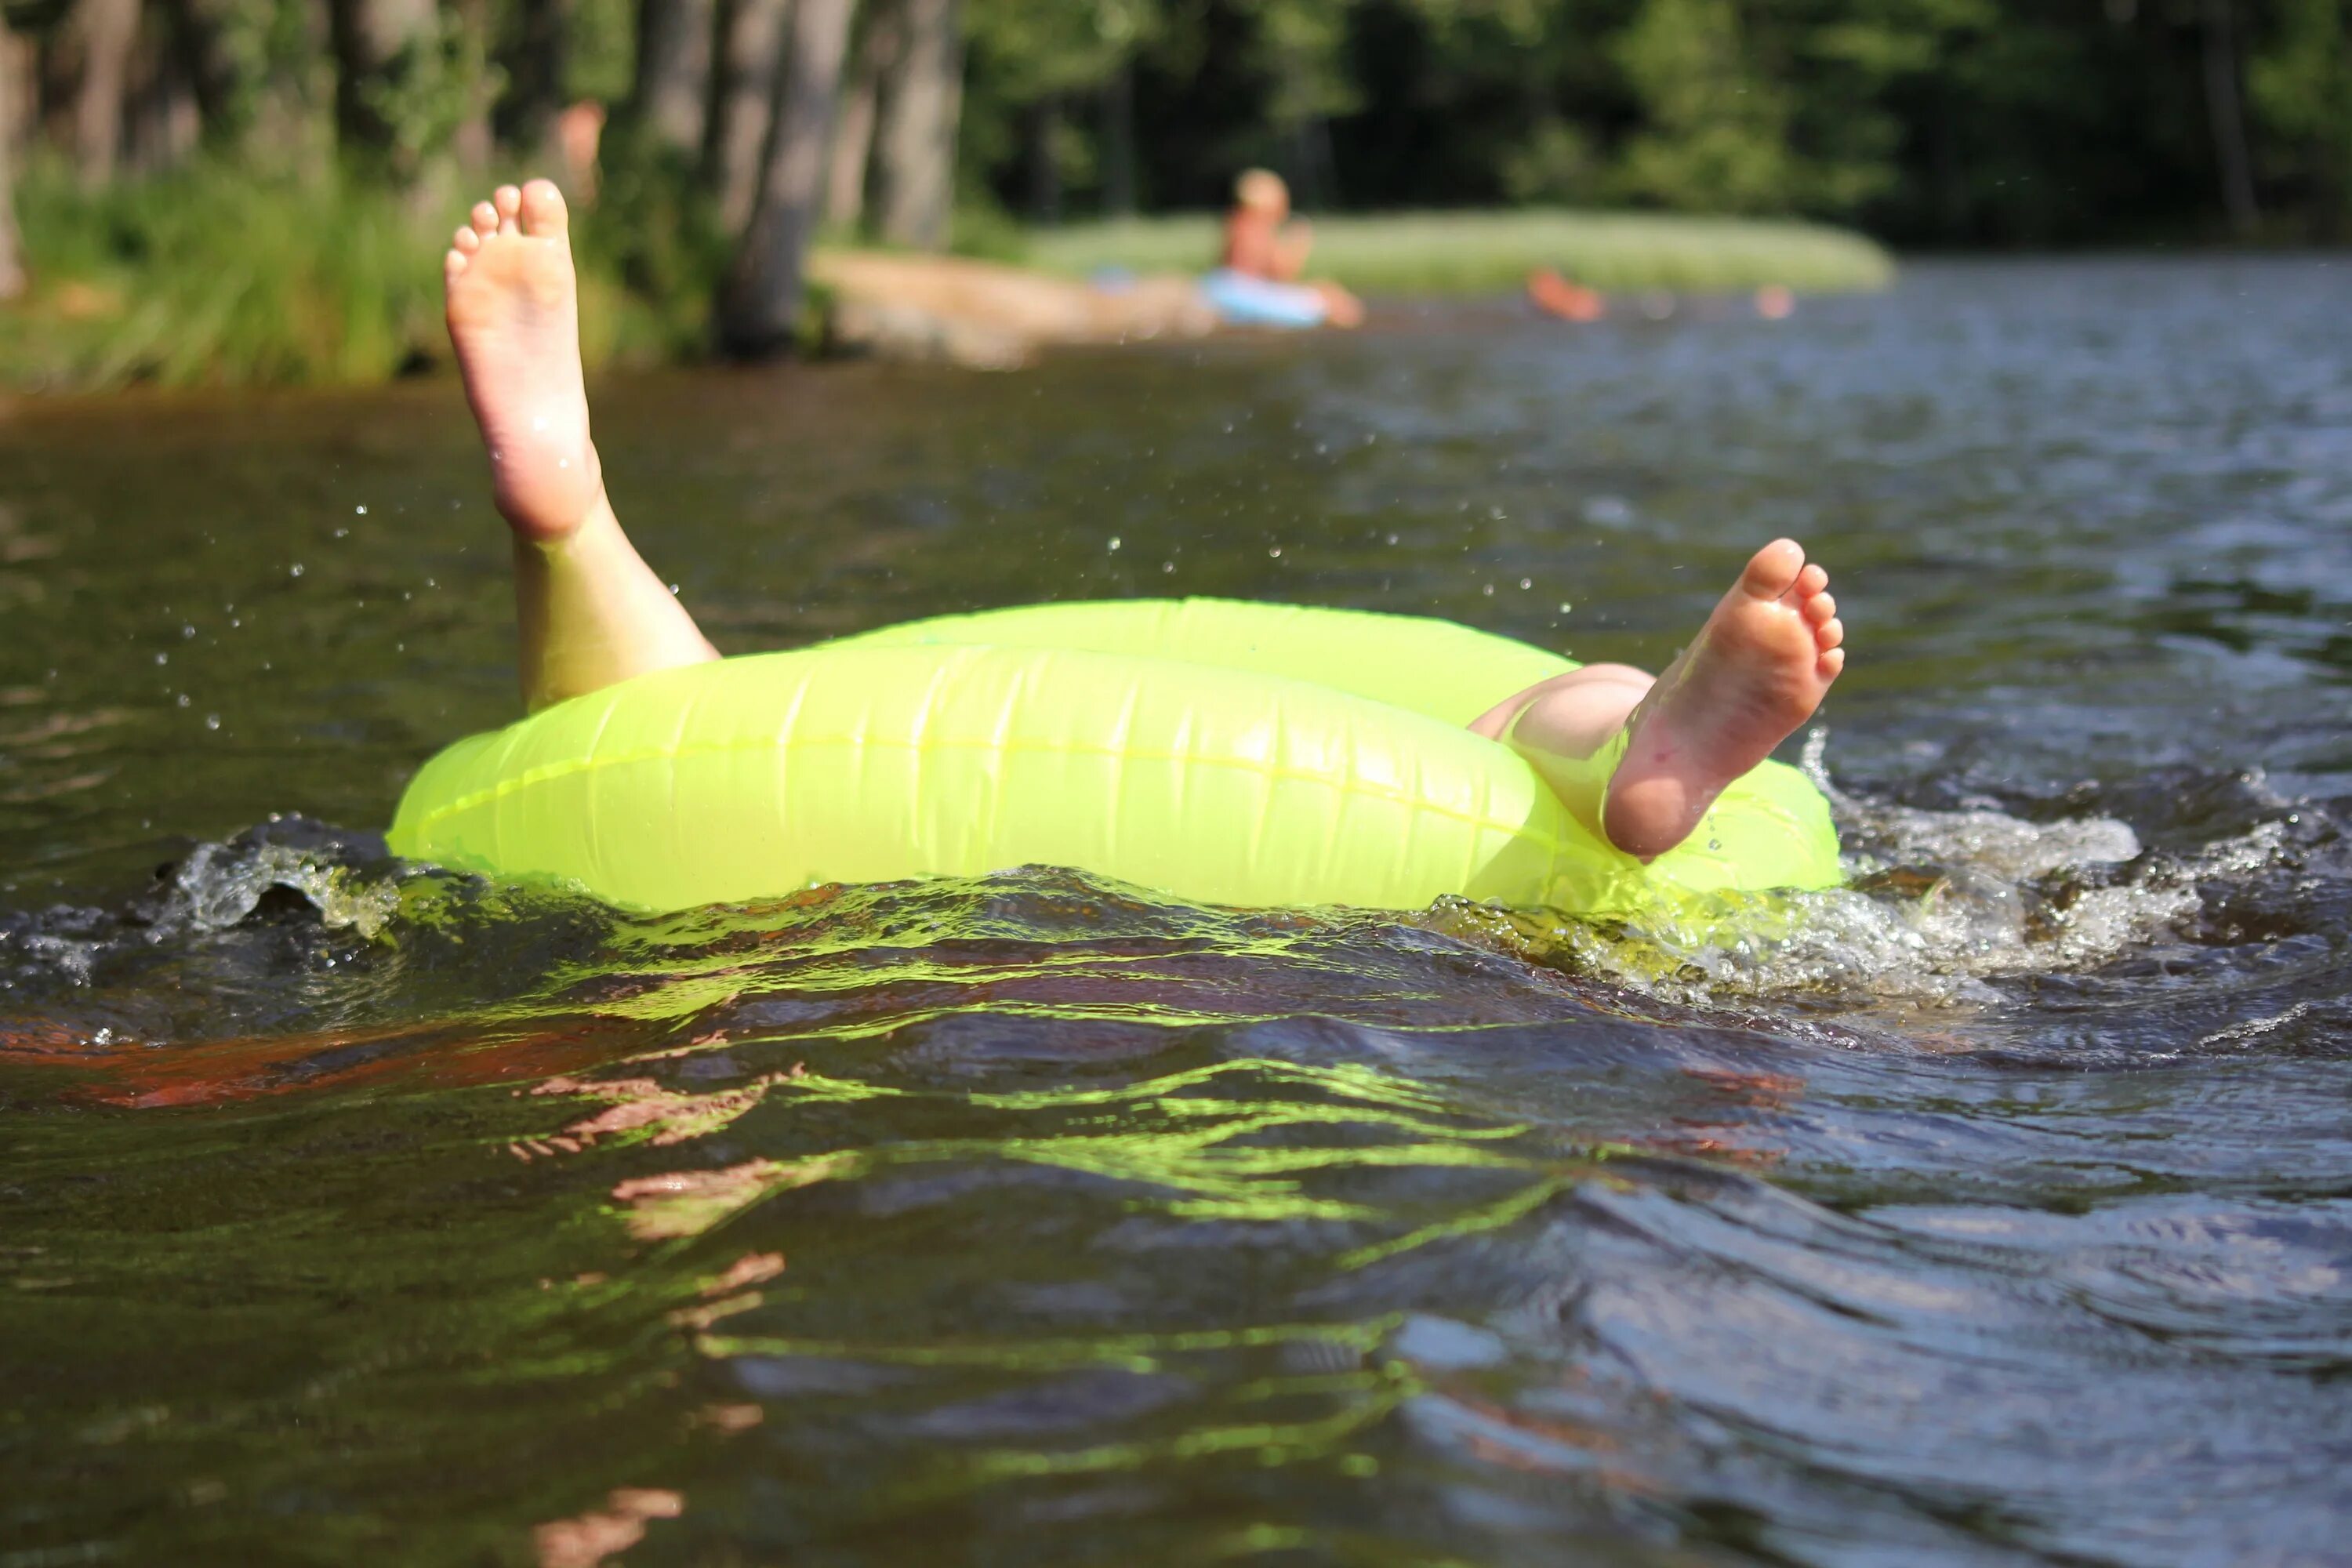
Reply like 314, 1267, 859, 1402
2, 0, 2347, 384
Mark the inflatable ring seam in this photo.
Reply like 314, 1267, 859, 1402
400, 729, 1579, 859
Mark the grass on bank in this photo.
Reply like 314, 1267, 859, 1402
1023, 209, 1896, 294
0, 162, 712, 394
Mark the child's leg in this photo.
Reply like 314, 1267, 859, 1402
444, 180, 720, 712
1476, 540, 1844, 860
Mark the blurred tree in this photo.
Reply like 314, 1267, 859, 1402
2201, 0, 2257, 234
720, 0, 852, 354
328, 0, 431, 165
0, 6, 22, 298
1611, 0, 1798, 212
498, 0, 568, 155
1245, 0, 1356, 205
963, 0, 1151, 217
1098, 55, 1131, 212
122, 0, 199, 171
68, 0, 135, 185
2250, 0, 2352, 233
827, 0, 905, 229
874, 0, 959, 246
709, 0, 785, 230
631, 0, 713, 153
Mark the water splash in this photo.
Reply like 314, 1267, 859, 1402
1437, 735, 2306, 1016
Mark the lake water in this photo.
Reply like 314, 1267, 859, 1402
4, 260, 2350, 1566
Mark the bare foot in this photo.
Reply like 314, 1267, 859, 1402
1602, 539, 1845, 859
444, 180, 601, 543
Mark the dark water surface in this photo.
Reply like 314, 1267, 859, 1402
4, 260, 2350, 1566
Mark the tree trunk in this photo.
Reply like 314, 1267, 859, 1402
720, 0, 853, 357
1100, 61, 1134, 217
501, 0, 571, 161
328, 0, 437, 163
451, 0, 494, 167
165, 0, 242, 146
710, 0, 789, 235
1025, 94, 1059, 223
71, 0, 139, 187
826, 0, 902, 230
125, 5, 201, 174
2201, 0, 2259, 238
0, 11, 25, 303
873, 0, 959, 250
634, 0, 716, 154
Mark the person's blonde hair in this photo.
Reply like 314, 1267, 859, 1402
1235, 168, 1290, 211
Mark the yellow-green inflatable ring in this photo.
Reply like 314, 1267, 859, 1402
387, 598, 1841, 915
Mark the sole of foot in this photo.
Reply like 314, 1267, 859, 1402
444, 180, 601, 544
1602, 538, 1845, 860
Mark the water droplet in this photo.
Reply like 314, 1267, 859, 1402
180, 624, 195, 639
1482, 583, 1495, 596
289, 563, 305, 578
354, 505, 368, 516
154, 652, 168, 666
1269, 546, 1283, 558
204, 714, 220, 731
1385, 533, 1398, 545
176, 694, 191, 708
1108, 536, 1121, 551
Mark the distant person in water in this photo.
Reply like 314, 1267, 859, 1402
1527, 267, 1606, 322
441, 181, 1844, 862
1203, 169, 1366, 330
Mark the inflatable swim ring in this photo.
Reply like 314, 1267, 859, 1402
387, 599, 1840, 916
1199, 268, 1329, 329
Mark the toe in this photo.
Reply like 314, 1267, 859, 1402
518, 179, 570, 237
1817, 617, 1843, 651
1740, 538, 1806, 599
1818, 647, 1846, 681
1796, 562, 1828, 598
471, 201, 499, 238
445, 248, 467, 282
494, 184, 523, 235
452, 225, 481, 255
1804, 591, 1837, 626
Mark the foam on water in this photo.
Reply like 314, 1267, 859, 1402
1430, 733, 2307, 1019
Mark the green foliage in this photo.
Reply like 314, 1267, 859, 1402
565, 0, 639, 104
1024, 209, 1896, 292
1611, 0, 1800, 214
965, 0, 1156, 102
7, 163, 439, 387
579, 129, 732, 355
0, 163, 704, 392
2250, 0, 2352, 230
361, 15, 501, 179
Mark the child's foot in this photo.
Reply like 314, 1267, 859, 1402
444, 180, 601, 543
1602, 539, 1844, 859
